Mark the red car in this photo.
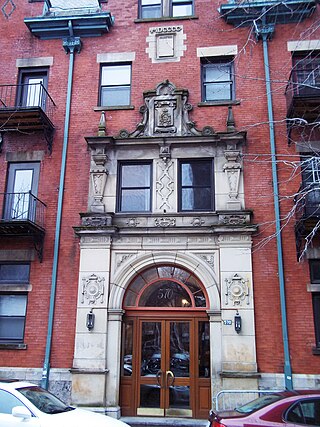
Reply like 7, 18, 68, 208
209, 390, 320, 427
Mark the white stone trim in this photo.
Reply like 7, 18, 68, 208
96, 52, 136, 63
197, 45, 238, 57
287, 40, 320, 52
16, 57, 53, 68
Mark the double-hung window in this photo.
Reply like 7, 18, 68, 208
100, 63, 131, 107
139, 0, 194, 19
118, 162, 152, 212
179, 159, 214, 211
0, 263, 30, 344
309, 260, 320, 350
201, 58, 234, 102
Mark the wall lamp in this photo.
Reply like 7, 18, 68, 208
234, 310, 242, 334
86, 308, 95, 331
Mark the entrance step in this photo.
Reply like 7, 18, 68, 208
121, 417, 208, 427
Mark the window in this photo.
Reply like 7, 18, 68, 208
293, 53, 320, 94
100, 64, 131, 107
0, 390, 24, 414
118, 162, 152, 212
286, 399, 320, 425
301, 157, 320, 216
201, 58, 234, 102
179, 159, 214, 211
0, 294, 27, 343
139, 0, 194, 19
4, 163, 40, 221
17, 68, 48, 109
313, 293, 320, 348
0, 263, 30, 344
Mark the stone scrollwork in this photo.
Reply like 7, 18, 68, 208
225, 273, 249, 306
81, 274, 105, 305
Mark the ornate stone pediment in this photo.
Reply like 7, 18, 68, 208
118, 80, 215, 138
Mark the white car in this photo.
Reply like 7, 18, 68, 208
0, 379, 131, 427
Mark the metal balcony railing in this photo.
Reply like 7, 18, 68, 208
295, 184, 320, 223
286, 66, 320, 100
0, 192, 46, 230
0, 83, 56, 123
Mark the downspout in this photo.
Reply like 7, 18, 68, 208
256, 22, 293, 390
41, 30, 81, 389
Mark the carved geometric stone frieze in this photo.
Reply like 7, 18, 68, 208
225, 273, 249, 306
219, 214, 247, 226
81, 274, 105, 305
81, 215, 113, 227
126, 218, 140, 227
154, 217, 176, 227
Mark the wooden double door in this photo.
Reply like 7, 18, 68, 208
120, 314, 210, 419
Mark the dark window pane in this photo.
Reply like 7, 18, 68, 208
181, 162, 211, 186
0, 264, 30, 284
181, 187, 212, 211
313, 293, 320, 348
310, 260, 320, 283
300, 399, 320, 425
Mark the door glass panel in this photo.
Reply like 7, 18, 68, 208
141, 322, 161, 376
122, 320, 133, 376
169, 385, 190, 408
170, 322, 189, 377
139, 280, 191, 307
10, 169, 33, 220
199, 321, 210, 378
140, 384, 161, 408
25, 77, 44, 107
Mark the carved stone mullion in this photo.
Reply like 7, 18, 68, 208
89, 144, 109, 213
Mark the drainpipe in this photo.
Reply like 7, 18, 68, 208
41, 31, 81, 389
255, 22, 293, 390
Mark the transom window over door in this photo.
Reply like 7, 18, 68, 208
118, 162, 152, 212
179, 159, 214, 211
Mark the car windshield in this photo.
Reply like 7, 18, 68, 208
236, 394, 284, 414
18, 386, 75, 414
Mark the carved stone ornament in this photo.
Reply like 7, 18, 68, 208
154, 217, 176, 227
219, 214, 247, 225
191, 217, 205, 227
117, 80, 215, 138
89, 141, 109, 213
127, 218, 140, 227
223, 150, 241, 200
225, 273, 249, 306
156, 159, 174, 211
81, 215, 112, 227
81, 274, 105, 305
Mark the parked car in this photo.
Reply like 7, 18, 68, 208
0, 379, 131, 427
209, 390, 320, 427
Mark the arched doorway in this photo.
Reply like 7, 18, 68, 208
120, 264, 211, 419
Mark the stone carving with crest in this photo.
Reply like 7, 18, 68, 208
117, 80, 215, 138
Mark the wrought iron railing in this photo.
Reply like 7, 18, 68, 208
0, 83, 56, 123
286, 66, 320, 102
0, 192, 46, 229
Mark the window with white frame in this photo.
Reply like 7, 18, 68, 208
100, 63, 131, 107
139, 0, 194, 19
201, 58, 234, 102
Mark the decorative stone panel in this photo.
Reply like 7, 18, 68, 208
146, 25, 187, 63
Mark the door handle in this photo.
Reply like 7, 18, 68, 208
166, 370, 175, 387
156, 369, 163, 387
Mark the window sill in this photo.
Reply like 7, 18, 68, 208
0, 343, 27, 350
94, 105, 135, 111
134, 15, 198, 23
312, 346, 320, 355
198, 100, 241, 107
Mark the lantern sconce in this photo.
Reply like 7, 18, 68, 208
86, 308, 95, 331
234, 310, 242, 334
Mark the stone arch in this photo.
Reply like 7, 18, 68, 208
109, 251, 220, 311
